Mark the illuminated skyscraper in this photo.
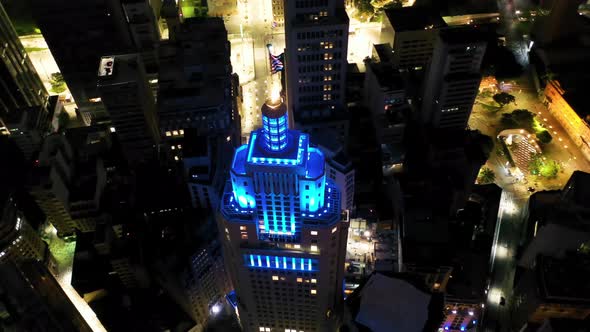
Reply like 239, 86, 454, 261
217, 96, 349, 332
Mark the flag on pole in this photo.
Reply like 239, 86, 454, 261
267, 44, 284, 74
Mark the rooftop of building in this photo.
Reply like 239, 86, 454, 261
97, 53, 143, 85
367, 61, 406, 92
439, 26, 488, 45
537, 253, 590, 304
384, 6, 446, 32
373, 43, 393, 63
345, 272, 444, 332
562, 170, 590, 208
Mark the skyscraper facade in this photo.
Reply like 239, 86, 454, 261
217, 97, 349, 332
421, 27, 486, 129
0, 2, 49, 116
284, 0, 349, 138
97, 54, 160, 161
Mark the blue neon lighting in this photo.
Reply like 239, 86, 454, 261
245, 254, 318, 271
461, 327, 465, 331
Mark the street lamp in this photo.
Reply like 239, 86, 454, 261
211, 303, 222, 315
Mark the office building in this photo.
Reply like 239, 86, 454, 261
364, 45, 409, 146
184, 131, 234, 211
520, 171, 590, 268
158, 18, 239, 151
98, 54, 160, 162
31, 126, 111, 236
381, 7, 446, 70
271, 0, 285, 29
284, 0, 349, 138
0, 106, 50, 160
121, 0, 161, 74
32, 0, 134, 114
0, 260, 93, 332
421, 27, 486, 129
0, 2, 49, 115
217, 96, 350, 332
313, 131, 355, 211
0, 194, 48, 263
511, 253, 590, 331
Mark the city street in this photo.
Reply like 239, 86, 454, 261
483, 191, 529, 332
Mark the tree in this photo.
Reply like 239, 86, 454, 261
536, 130, 552, 144
50, 72, 67, 94
511, 109, 534, 123
500, 113, 518, 128
493, 92, 516, 107
477, 167, 496, 184
58, 111, 70, 132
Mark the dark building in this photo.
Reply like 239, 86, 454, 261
158, 18, 239, 158
0, 2, 49, 116
97, 53, 160, 162
31, 0, 134, 115
0, 260, 93, 332
381, 6, 446, 70
421, 27, 487, 130
511, 253, 590, 331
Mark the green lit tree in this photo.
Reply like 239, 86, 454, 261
477, 167, 496, 184
50, 72, 67, 94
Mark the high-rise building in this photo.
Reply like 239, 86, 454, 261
271, 0, 285, 29
0, 2, 49, 116
217, 97, 350, 332
31, 0, 134, 113
284, 0, 349, 138
0, 260, 93, 332
0, 194, 48, 263
97, 53, 160, 162
121, 0, 161, 74
421, 27, 486, 130
0, 106, 50, 160
158, 18, 239, 153
381, 7, 446, 71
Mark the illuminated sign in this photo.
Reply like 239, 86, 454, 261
98, 57, 115, 76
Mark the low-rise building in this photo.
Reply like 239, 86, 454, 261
543, 79, 590, 161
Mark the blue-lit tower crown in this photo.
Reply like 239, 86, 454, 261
261, 99, 289, 152
221, 98, 341, 241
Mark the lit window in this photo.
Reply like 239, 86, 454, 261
311, 289, 317, 295
172, 130, 179, 136
266, 328, 271, 332
241, 233, 248, 240
311, 245, 318, 252
294, 244, 301, 249
311, 278, 317, 283
240, 226, 247, 231
272, 275, 279, 281
165, 131, 172, 137
179, 129, 184, 135
109, 127, 116, 133
260, 328, 265, 332
311, 231, 318, 236
174, 156, 179, 161
177, 144, 182, 149
171, 146, 176, 150
297, 277, 303, 283
331, 227, 337, 234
